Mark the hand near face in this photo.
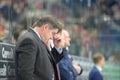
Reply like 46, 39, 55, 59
53, 32, 65, 48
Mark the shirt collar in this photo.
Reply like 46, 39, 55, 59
55, 47, 63, 54
96, 65, 102, 72
32, 28, 41, 40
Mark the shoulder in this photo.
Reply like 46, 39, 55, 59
16, 31, 40, 49
90, 66, 99, 74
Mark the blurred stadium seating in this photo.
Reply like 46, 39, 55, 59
0, 0, 120, 80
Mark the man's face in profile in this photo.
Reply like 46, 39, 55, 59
99, 57, 105, 67
42, 24, 58, 41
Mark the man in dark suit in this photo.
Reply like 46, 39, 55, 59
15, 16, 64, 80
89, 53, 105, 80
51, 30, 83, 80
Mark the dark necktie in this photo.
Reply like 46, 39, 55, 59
56, 64, 60, 80
41, 41, 60, 80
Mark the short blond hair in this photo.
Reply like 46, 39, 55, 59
93, 53, 104, 64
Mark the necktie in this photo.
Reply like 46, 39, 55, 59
41, 41, 56, 80
42, 41, 61, 80
56, 64, 60, 80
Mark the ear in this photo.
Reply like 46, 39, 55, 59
43, 24, 49, 31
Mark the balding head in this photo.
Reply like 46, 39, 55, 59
62, 29, 71, 47
62, 30, 69, 36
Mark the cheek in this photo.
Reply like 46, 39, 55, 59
48, 31, 52, 36
49, 32, 53, 38
67, 39, 70, 42
103, 60, 105, 64
101, 60, 104, 64
45, 32, 50, 38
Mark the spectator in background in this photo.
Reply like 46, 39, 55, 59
55, 30, 83, 80
0, 0, 22, 21
0, 25, 5, 41
89, 53, 105, 80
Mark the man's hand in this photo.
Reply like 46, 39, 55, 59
72, 61, 81, 74
53, 32, 65, 48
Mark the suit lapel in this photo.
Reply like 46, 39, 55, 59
41, 40, 59, 80
29, 28, 56, 63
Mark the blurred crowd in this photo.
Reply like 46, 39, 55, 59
0, 0, 120, 63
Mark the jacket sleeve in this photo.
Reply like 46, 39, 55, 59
58, 61, 73, 80
15, 38, 37, 80
67, 61, 78, 77
63, 55, 79, 77
78, 64, 83, 75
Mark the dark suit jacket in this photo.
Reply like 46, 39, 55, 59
89, 66, 103, 80
15, 28, 62, 80
58, 48, 83, 80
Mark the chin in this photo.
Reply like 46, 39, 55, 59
67, 44, 70, 47
68, 43, 70, 46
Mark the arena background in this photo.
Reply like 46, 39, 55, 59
0, 0, 120, 80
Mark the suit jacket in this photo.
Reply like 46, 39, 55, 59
15, 28, 62, 80
89, 66, 103, 80
58, 48, 82, 80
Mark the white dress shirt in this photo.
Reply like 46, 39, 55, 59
96, 65, 102, 72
